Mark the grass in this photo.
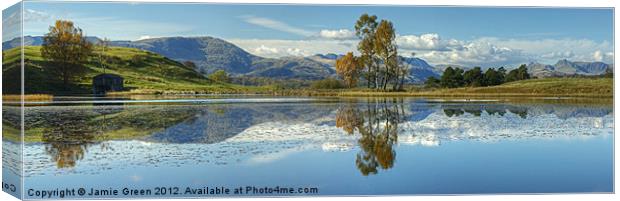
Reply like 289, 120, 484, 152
429, 78, 613, 97
2, 46, 273, 95
2, 46, 612, 98
2, 94, 54, 102
273, 78, 613, 98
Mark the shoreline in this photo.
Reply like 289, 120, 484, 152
3, 78, 612, 100
3, 91, 613, 101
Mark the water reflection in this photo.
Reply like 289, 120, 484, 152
9, 98, 613, 178
42, 121, 95, 169
442, 104, 528, 118
334, 98, 612, 176
337, 99, 406, 175
28, 105, 201, 168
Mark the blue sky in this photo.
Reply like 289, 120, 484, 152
4, 1, 615, 67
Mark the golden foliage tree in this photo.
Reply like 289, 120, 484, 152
335, 52, 364, 88
355, 14, 379, 88
373, 20, 399, 90
41, 20, 93, 88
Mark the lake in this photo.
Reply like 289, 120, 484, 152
2, 96, 614, 198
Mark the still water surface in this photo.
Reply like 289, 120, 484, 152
2, 97, 613, 197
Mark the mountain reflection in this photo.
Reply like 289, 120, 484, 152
441, 104, 528, 118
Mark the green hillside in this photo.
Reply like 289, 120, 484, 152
2, 46, 270, 95
436, 78, 613, 96
275, 77, 613, 98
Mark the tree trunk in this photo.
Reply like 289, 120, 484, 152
398, 69, 406, 91
63, 74, 69, 90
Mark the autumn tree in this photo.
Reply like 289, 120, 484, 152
373, 20, 399, 90
355, 14, 379, 88
336, 52, 364, 88
41, 20, 93, 88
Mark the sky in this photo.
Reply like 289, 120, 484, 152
2, 1, 615, 67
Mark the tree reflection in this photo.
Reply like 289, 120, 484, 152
35, 105, 211, 169
42, 116, 97, 169
336, 98, 406, 176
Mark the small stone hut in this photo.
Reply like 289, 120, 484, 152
93, 74, 124, 95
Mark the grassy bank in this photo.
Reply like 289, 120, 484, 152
2, 46, 612, 98
4, 77, 613, 98
273, 78, 613, 98
3, 46, 275, 95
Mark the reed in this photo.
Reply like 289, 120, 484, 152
2, 94, 54, 102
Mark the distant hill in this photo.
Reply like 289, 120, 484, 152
527, 59, 612, 78
1, 45, 258, 94
306, 53, 343, 68
111, 36, 261, 74
434, 64, 469, 72
399, 56, 441, 83
110, 37, 335, 80
3, 36, 335, 80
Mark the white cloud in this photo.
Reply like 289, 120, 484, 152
137, 35, 152, 40
230, 34, 613, 67
24, 9, 51, 22
397, 34, 613, 67
541, 51, 575, 60
318, 29, 356, 40
286, 47, 309, 57
253, 45, 280, 57
415, 41, 527, 67
228, 38, 356, 58
239, 15, 314, 37
397, 33, 463, 51
592, 50, 614, 62
394, 34, 528, 67
475, 37, 613, 64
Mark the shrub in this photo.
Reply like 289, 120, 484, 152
310, 78, 345, 89
207, 70, 230, 83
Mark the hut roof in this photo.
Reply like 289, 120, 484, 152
94, 73, 123, 79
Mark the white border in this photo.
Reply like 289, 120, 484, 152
0, 1, 617, 201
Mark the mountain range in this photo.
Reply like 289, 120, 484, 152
527, 59, 613, 78
112, 37, 339, 80
2, 36, 613, 82
3, 36, 336, 80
